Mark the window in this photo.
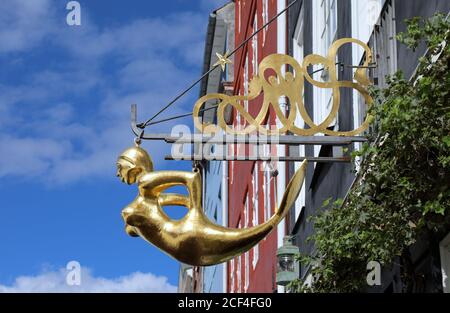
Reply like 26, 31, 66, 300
237, 222, 242, 292
244, 191, 249, 227
252, 16, 258, 75
252, 166, 259, 226
245, 251, 249, 291
263, 162, 272, 222
238, 0, 241, 33
293, 4, 305, 129
244, 54, 249, 115
238, 256, 242, 292
321, 0, 337, 54
236, 93, 241, 127
230, 160, 234, 184
252, 165, 259, 268
351, 0, 393, 171
293, 5, 304, 63
252, 244, 259, 269
262, 0, 268, 45
235, 54, 248, 130
230, 259, 235, 293
313, 0, 338, 156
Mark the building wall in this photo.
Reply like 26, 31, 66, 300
287, 0, 356, 279
395, 0, 450, 79
288, 0, 450, 292
227, 0, 280, 293
203, 161, 224, 292
199, 2, 236, 293
186, 0, 450, 294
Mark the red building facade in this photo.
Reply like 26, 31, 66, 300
227, 0, 288, 293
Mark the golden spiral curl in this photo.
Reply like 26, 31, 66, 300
193, 38, 374, 136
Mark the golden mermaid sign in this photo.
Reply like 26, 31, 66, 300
193, 38, 374, 136
116, 39, 372, 265
117, 145, 307, 266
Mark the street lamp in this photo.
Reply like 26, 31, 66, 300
276, 236, 300, 286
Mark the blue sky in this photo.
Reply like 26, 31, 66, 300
0, 0, 227, 292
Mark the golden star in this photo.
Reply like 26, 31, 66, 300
213, 52, 232, 71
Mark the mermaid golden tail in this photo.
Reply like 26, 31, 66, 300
195, 160, 308, 265
274, 159, 308, 220
233, 159, 307, 236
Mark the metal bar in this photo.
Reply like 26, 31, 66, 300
345, 64, 378, 69
132, 105, 367, 145
164, 134, 366, 145
165, 155, 351, 163
131, 103, 140, 137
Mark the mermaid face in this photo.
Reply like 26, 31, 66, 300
116, 158, 139, 185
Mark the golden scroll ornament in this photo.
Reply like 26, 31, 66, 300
193, 38, 374, 136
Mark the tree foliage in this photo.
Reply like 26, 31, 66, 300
291, 14, 450, 293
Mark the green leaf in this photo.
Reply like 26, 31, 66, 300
443, 136, 450, 147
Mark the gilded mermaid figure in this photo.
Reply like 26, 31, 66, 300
116, 145, 307, 266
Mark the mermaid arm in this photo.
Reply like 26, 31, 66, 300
138, 170, 202, 212
158, 193, 190, 208
138, 171, 195, 193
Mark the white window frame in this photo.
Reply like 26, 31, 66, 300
245, 251, 249, 291
312, 0, 338, 157
238, 0, 241, 34
263, 162, 272, 222
252, 244, 259, 270
292, 7, 307, 222
351, 0, 389, 172
237, 225, 242, 292
236, 55, 249, 132
262, 0, 269, 45
252, 165, 259, 226
236, 91, 241, 128
252, 16, 259, 75
230, 259, 235, 293
244, 191, 249, 227
252, 165, 259, 268
230, 160, 234, 184
244, 54, 249, 114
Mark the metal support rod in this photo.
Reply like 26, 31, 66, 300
136, 0, 300, 129
165, 155, 351, 163
164, 134, 366, 145
345, 64, 378, 69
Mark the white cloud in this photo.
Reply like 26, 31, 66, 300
0, 134, 70, 178
0, 0, 206, 185
0, 0, 55, 53
0, 267, 177, 293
